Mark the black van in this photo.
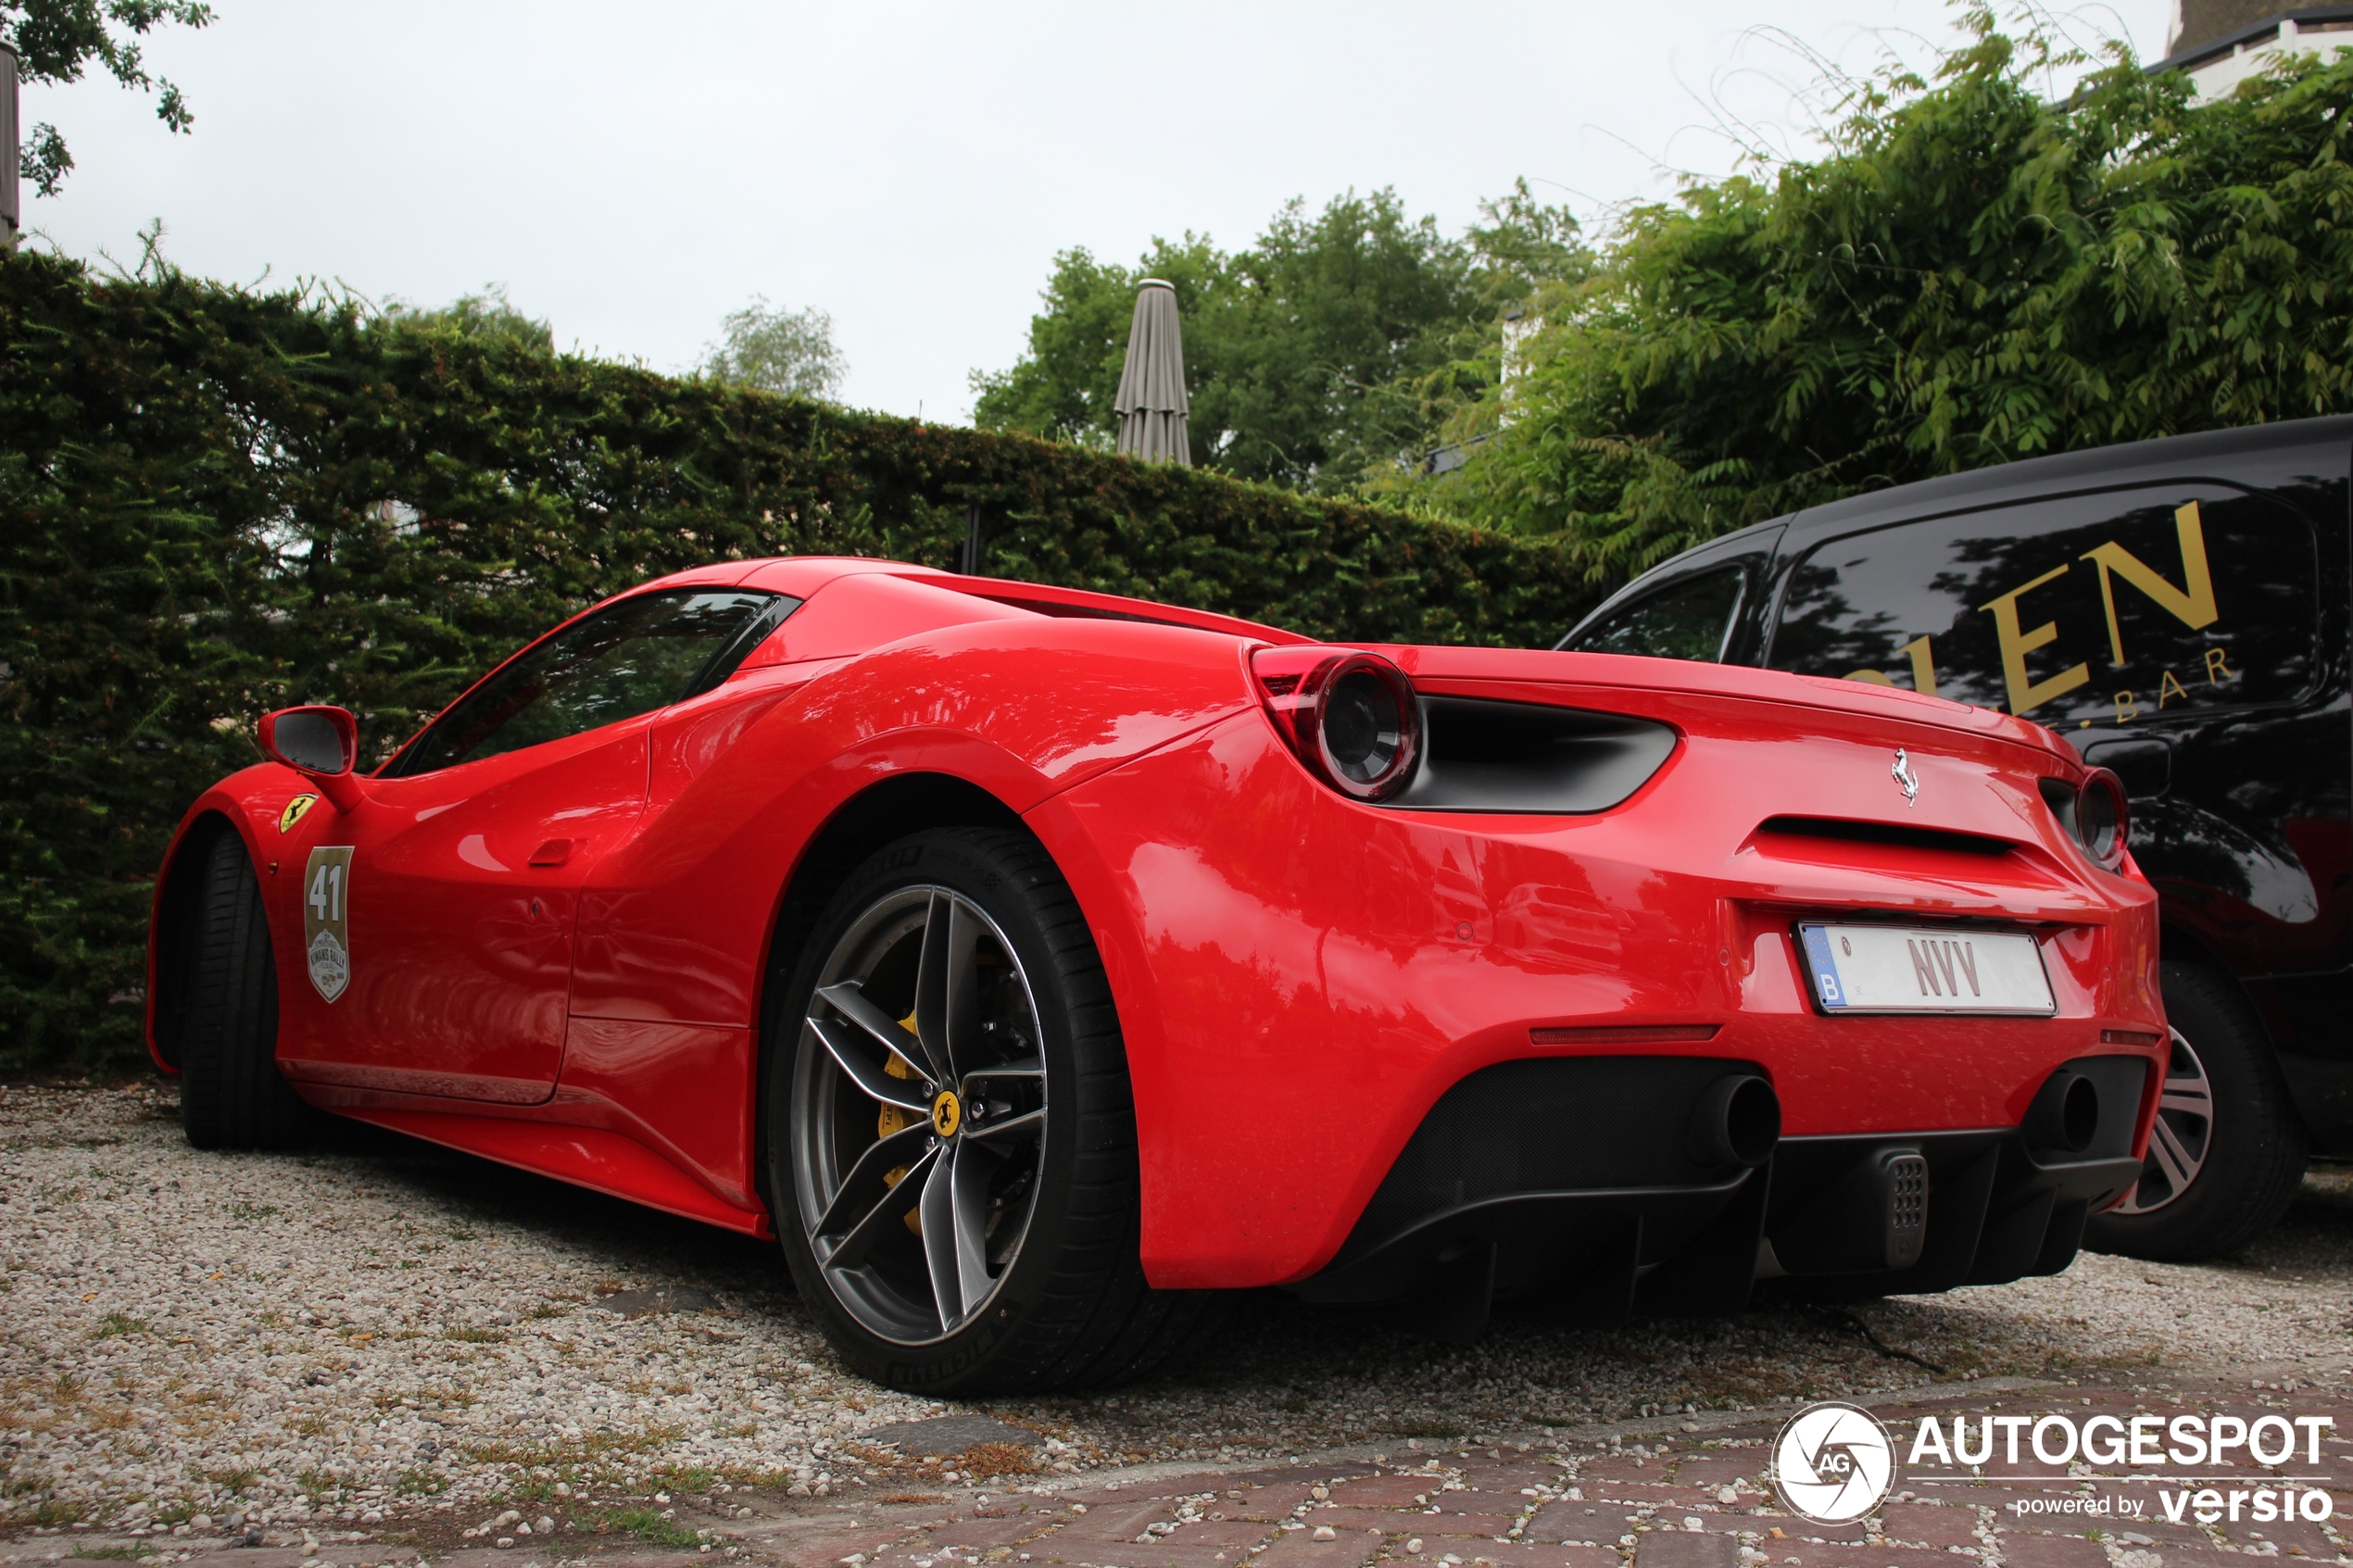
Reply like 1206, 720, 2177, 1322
1560, 417, 2350, 1261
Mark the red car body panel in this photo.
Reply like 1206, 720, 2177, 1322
1037, 700, 2157, 1288
147, 557, 2169, 1284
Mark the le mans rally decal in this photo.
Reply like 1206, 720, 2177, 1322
277, 793, 320, 834
302, 846, 355, 1003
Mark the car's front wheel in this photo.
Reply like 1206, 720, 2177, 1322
177, 825, 315, 1149
765, 826, 1218, 1394
2085, 960, 2307, 1261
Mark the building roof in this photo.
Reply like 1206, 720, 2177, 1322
2148, 3, 2353, 75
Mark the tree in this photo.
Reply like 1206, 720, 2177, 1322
971, 186, 1583, 491
6, 0, 215, 198
1420, 6, 2353, 591
702, 296, 847, 402
383, 282, 552, 352
966, 236, 1221, 452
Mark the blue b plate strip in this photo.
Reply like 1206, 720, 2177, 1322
1799, 922, 1849, 1010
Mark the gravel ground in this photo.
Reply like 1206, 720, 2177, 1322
4, 1082, 2348, 1543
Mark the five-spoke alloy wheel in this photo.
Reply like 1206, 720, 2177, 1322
2108, 1026, 2212, 1217
766, 826, 1220, 1394
2086, 959, 2308, 1261
794, 884, 1049, 1343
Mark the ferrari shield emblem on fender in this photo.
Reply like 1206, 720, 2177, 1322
302, 846, 355, 1003
278, 793, 320, 834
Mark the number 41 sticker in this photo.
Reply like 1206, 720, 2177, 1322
303, 847, 355, 1003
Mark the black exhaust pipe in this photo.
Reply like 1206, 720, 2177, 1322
2025, 1070, 2100, 1157
1687, 1073, 1780, 1169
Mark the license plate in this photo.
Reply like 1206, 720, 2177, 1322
1797, 922, 2056, 1015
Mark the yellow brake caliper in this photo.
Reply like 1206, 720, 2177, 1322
879, 1012, 924, 1236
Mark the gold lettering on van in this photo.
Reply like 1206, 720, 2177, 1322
2081, 501, 2219, 666
2158, 669, 2191, 707
1896, 634, 1937, 698
1980, 564, 2090, 715
1843, 634, 1938, 697
2204, 646, 2235, 684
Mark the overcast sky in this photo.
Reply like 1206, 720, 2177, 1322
21, 1, 2168, 423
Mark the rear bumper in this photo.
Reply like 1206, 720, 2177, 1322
1034, 708, 2167, 1291
1290, 1057, 1766, 1314
1766, 1124, 2142, 1296
1286, 1053, 2150, 1328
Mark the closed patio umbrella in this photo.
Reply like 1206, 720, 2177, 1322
2, 42, 18, 249
1113, 280, 1189, 465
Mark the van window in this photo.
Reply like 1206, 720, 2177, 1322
1768, 484, 2319, 731
1569, 566, 1744, 662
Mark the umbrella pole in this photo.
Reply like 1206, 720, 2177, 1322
961, 505, 984, 576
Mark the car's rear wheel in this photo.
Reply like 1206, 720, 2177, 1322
178, 827, 314, 1149
765, 826, 1220, 1394
2085, 960, 2307, 1261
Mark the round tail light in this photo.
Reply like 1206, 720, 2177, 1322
1251, 648, 1422, 802
2075, 767, 2129, 871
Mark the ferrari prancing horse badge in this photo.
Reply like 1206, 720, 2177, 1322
303, 846, 355, 1003
278, 793, 320, 834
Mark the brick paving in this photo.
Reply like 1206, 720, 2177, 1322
6, 1091, 2348, 1568
10, 1366, 2344, 1568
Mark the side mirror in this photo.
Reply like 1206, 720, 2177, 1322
258, 706, 367, 811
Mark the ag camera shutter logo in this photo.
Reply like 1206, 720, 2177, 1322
1773, 1401, 1896, 1524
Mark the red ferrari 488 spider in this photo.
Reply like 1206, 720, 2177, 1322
149, 556, 2166, 1391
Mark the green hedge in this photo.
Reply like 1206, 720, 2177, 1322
0, 251, 1595, 1073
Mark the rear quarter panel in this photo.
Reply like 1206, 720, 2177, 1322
570, 616, 1261, 1026
1031, 674, 2162, 1290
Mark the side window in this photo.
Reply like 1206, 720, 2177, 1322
1568, 566, 1744, 662
388, 589, 796, 775
1768, 484, 2319, 732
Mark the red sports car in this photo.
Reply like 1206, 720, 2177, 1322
147, 557, 2167, 1391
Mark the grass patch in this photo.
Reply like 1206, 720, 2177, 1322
223, 1200, 280, 1221
710, 1466, 799, 1490
459, 1427, 684, 1469
208, 1467, 259, 1490
956, 1443, 1038, 1481
602, 1509, 700, 1549
649, 1464, 714, 1494
92, 1312, 149, 1340
444, 1325, 508, 1344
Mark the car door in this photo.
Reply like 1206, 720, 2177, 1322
275, 586, 790, 1103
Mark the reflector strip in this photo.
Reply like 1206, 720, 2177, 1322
1529, 1023, 1721, 1046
